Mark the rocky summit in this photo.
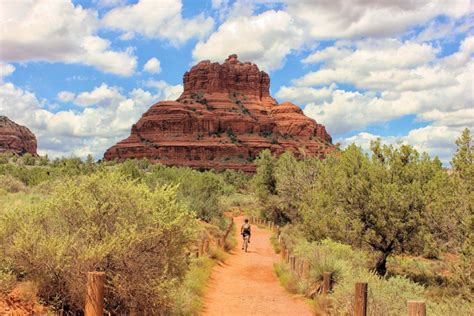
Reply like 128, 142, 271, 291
0, 116, 37, 156
104, 54, 334, 171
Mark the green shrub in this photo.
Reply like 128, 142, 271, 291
279, 236, 473, 315
145, 166, 224, 224
172, 257, 214, 314
0, 268, 16, 294
274, 263, 299, 293
0, 174, 28, 193
0, 171, 198, 314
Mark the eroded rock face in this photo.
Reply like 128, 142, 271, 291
0, 116, 37, 156
104, 55, 334, 171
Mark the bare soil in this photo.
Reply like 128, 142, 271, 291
202, 216, 312, 316
0, 283, 46, 315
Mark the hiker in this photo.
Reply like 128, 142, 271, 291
241, 219, 251, 249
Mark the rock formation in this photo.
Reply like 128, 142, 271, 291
0, 116, 37, 156
104, 55, 334, 171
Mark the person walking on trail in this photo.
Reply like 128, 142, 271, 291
241, 219, 251, 249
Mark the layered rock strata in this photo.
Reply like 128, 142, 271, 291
0, 116, 37, 156
104, 55, 334, 171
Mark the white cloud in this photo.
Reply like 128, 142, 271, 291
278, 37, 473, 137
103, 0, 214, 45
285, 0, 472, 40
0, 0, 137, 76
143, 57, 161, 74
340, 125, 467, 164
145, 80, 183, 100
0, 68, 179, 159
0, 63, 15, 82
275, 83, 337, 104
414, 15, 473, 42
74, 84, 124, 107
94, 0, 127, 8
193, 10, 304, 71
297, 39, 440, 91
269, 34, 474, 163
57, 91, 76, 103
194, 0, 471, 73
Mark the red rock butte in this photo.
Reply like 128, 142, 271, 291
0, 116, 37, 156
104, 54, 335, 171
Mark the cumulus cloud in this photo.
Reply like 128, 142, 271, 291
143, 58, 162, 74
275, 83, 337, 104
193, 0, 472, 72
103, 0, 214, 45
145, 80, 183, 100
94, 0, 127, 8
0, 63, 15, 82
414, 15, 474, 42
57, 91, 76, 103
285, 0, 472, 40
279, 35, 473, 164
278, 37, 473, 136
339, 125, 467, 164
0, 68, 179, 158
0, 0, 137, 76
297, 39, 441, 91
193, 10, 304, 71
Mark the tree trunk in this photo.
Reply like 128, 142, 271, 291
375, 251, 390, 276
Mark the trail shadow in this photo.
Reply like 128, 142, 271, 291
242, 250, 258, 254
216, 260, 232, 267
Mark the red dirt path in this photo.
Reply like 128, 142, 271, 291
202, 216, 312, 316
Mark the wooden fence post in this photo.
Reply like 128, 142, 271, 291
322, 272, 333, 294
298, 259, 304, 276
302, 260, 310, 278
84, 272, 105, 316
129, 303, 137, 316
290, 256, 296, 271
280, 241, 286, 260
199, 241, 204, 256
204, 240, 210, 254
407, 301, 426, 316
354, 282, 368, 316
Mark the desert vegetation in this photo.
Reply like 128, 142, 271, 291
261, 128, 472, 314
0, 154, 244, 314
0, 129, 471, 314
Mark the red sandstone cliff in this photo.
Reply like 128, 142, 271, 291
104, 55, 334, 171
0, 116, 37, 156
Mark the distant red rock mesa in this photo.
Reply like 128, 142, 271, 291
0, 116, 37, 156
104, 54, 334, 171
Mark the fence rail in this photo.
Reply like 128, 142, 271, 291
83, 217, 235, 314
83, 217, 427, 315
255, 217, 427, 316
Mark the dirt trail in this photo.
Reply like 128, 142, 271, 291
202, 216, 312, 316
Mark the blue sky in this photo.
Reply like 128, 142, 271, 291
0, 0, 472, 163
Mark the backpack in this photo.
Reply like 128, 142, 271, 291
242, 223, 251, 235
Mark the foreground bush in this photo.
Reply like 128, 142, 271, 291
0, 171, 198, 314
278, 234, 472, 315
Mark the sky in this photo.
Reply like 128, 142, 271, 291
0, 0, 473, 164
